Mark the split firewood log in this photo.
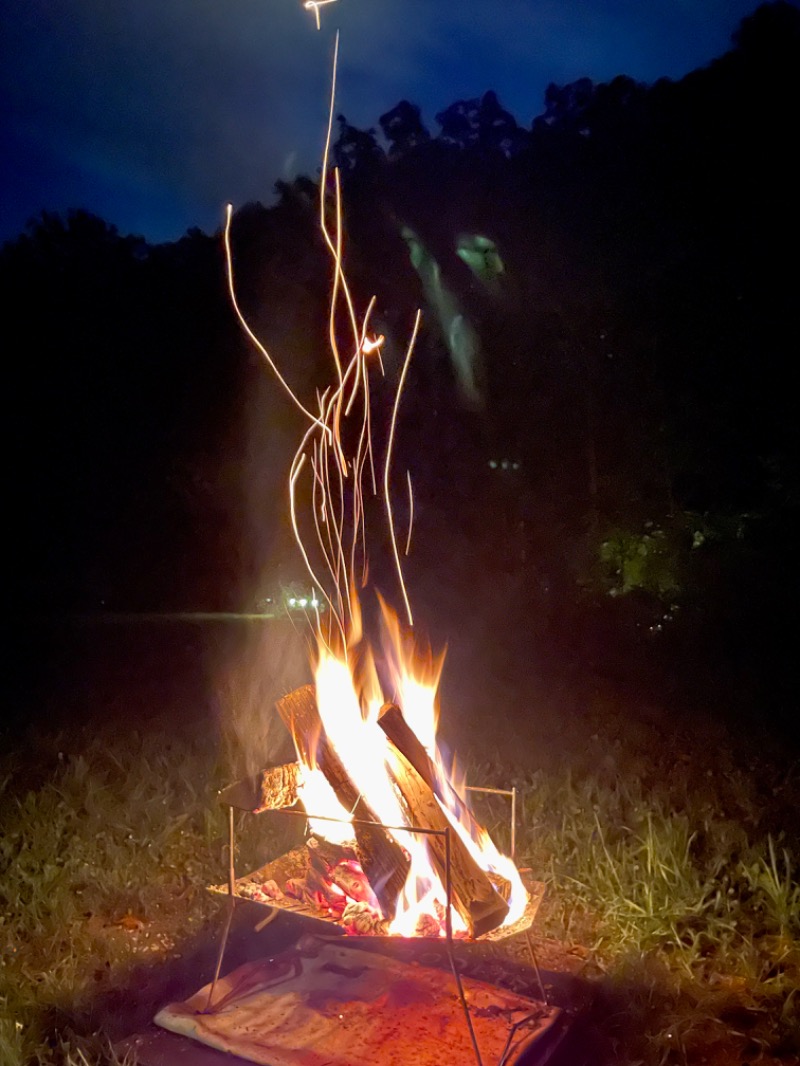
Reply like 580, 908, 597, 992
276, 686, 410, 919
378, 703, 510, 937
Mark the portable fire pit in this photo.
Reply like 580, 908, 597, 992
211, 685, 537, 943
208, 837, 545, 942
165, 683, 559, 1066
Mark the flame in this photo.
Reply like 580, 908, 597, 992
293, 594, 528, 937
377, 591, 444, 755
297, 764, 353, 846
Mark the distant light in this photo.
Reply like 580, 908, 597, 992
288, 597, 297, 607
298, 598, 308, 608
488, 460, 498, 469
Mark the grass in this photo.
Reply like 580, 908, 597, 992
0, 724, 292, 1065
1, 719, 798, 1064
514, 767, 800, 1063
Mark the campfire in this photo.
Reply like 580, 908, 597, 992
124, 17, 568, 1066
215, 658, 531, 941
202, 630, 544, 1065
107, 19, 579, 1066
212, 19, 530, 946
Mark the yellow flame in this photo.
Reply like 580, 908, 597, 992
299, 594, 527, 936
297, 764, 353, 845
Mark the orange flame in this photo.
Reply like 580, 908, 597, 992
293, 593, 527, 937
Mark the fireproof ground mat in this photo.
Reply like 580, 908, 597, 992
153, 932, 562, 1066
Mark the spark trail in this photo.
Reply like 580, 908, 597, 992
224, 29, 421, 651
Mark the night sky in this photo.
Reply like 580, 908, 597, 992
0, 0, 766, 246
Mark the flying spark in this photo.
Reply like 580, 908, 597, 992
304, 0, 338, 30
226, 28, 421, 646
361, 334, 385, 355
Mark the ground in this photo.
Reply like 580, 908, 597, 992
2, 610, 798, 1064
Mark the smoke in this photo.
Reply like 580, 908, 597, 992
215, 618, 312, 781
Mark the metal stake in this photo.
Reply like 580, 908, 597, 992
524, 929, 548, 1006
203, 805, 237, 1013
444, 827, 483, 1066
464, 783, 517, 858
511, 786, 516, 860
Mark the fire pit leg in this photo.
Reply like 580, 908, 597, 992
203, 805, 237, 1013
511, 786, 517, 860
524, 929, 548, 1006
444, 828, 484, 1066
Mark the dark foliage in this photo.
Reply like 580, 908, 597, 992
4, 212, 238, 615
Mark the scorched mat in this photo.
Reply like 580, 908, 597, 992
155, 932, 561, 1066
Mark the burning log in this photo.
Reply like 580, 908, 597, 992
276, 685, 410, 919
217, 762, 301, 814
378, 703, 510, 938
254, 761, 301, 811
378, 702, 512, 894
306, 834, 358, 872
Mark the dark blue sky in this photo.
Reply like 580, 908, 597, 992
1, 0, 765, 245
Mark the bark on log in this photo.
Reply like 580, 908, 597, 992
276, 685, 410, 919
378, 704, 509, 937
254, 762, 301, 811
218, 762, 301, 813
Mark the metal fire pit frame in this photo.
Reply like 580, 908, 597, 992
208, 782, 535, 1066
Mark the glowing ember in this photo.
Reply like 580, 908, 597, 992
360, 333, 385, 355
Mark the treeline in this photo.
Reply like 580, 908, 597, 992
3, 214, 242, 612
319, 0, 799, 521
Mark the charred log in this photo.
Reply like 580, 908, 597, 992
255, 761, 301, 811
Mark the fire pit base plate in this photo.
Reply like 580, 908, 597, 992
151, 932, 562, 1066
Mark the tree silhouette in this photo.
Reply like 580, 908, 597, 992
435, 90, 525, 156
379, 100, 431, 160
332, 115, 385, 175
